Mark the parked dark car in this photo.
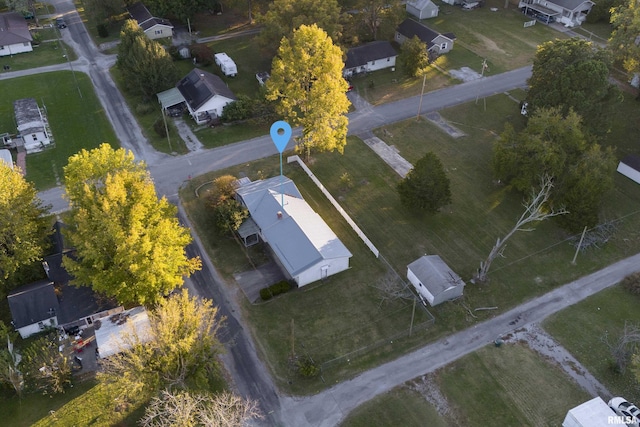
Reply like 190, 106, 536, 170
56, 17, 67, 29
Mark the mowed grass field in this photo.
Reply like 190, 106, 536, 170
544, 285, 640, 403
0, 71, 117, 189
342, 344, 591, 426
182, 94, 640, 394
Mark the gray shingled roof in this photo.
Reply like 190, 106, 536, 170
345, 41, 398, 69
176, 69, 236, 111
8, 280, 58, 329
551, 0, 594, 11
127, 2, 172, 30
408, 255, 464, 296
397, 18, 455, 48
0, 12, 32, 46
621, 154, 640, 173
14, 98, 44, 134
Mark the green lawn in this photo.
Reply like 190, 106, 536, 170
341, 387, 447, 427
0, 72, 118, 189
0, 379, 148, 427
343, 344, 590, 426
0, 38, 76, 73
181, 91, 640, 394
437, 344, 591, 426
544, 285, 640, 403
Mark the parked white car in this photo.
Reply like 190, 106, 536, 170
609, 397, 640, 427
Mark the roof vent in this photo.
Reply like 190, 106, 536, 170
277, 211, 283, 219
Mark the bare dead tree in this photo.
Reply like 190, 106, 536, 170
139, 389, 262, 427
373, 270, 414, 306
474, 175, 568, 283
602, 322, 640, 373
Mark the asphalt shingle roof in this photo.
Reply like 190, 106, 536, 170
345, 41, 398, 69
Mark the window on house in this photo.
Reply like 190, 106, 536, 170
387, 58, 390, 62
32, 134, 37, 140
441, 43, 447, 50
155, 30, 162, 35
38, 321, 45, 330
371, 61, 375, 65
24, 42, 30, 47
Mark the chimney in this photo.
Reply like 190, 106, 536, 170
277, 211, 283, 219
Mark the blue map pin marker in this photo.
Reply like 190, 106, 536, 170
270, 121, 291, 153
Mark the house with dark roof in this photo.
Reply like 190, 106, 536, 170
0, 12, 33, 57
8, 222, 118, 338
8, 280, 58, 338
407, 255, 465, 306
406, 0, 439, 19
343, 41, 398, 78
519, 0, 594, 27
175, 69, 237, 125
127, 2, 173, 39
14, 98, 52, 154
396, 19, 456, 57
236, 176, 352, 287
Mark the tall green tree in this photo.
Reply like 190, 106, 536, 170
397, 152, 451, 213
117, 20, 179, 100
63, 144, 201, 306
398, 36, 430, 77
20, 332, 72, 395
0, 163, 49, 298
610, 0, 640, 76
493, 108, 617, 233
354, 0, 404, 41
266, 24, 350, 157
526, 38, 622, 136
99, 290, 225, 398
257, 0, 342, 53
0, 321, 23, 397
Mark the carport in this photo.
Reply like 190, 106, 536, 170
157, 87, 186, 112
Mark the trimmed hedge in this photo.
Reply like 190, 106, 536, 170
260, 280, 291, 301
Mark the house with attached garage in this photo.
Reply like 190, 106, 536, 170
343, 41, 398, 78
235, 176, 352, 287
407, 255, 465, 306
406, 0, 439, 19
127, 2, 173, 39
0, 11, 33, 57
519, 0, 595, 27
174, 69, 237, 125
396, 19, 456, 57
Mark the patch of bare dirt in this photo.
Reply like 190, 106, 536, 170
471, 31, 507, 55
407, 373, 459, 422
502, 323, 612, 399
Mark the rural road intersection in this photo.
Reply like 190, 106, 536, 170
4, 6, 639, 426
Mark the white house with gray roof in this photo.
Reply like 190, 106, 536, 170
406, 0, 439, 19
407, 255, 465, 306
14, 98, 52, 153
344, 41, 398, 78
519, 0, 595, 27
236, 176, 352, 287
127, 2, 173, 39
175, 69, 236, 125
0, 12, 33, 57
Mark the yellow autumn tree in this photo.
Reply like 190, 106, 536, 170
266, 24, 350, 158
63, 144, 200, 306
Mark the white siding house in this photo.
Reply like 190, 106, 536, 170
407, 0, 439, 19
562, 397, 617, 427
0, 12, 33, 57
396, 19, 456, 57
8, 280, 58, 338
407, 255, 464, 306
617, 154, 640, 185
344, 41, 398, 78
519, 0, 594, 27
176, 69, 236, 125
127, 2, 173, 39
236, 176, 352, 287
14, 98, 52, 153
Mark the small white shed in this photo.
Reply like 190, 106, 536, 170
407, 0, 439, 19
617, 154, 640, 185
407, 255, 464, 306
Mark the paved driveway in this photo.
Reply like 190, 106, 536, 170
234, 261, 286, 303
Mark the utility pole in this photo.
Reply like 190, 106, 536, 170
162, 108, 172, 153
416, 73, 426, 121
571, 226, 588, 265
475, 59, 488, 110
